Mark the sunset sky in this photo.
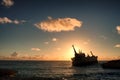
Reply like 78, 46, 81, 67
0, 0, 120, 60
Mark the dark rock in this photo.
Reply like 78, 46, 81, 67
102, 59, 120, 69
0, 68, 17, 77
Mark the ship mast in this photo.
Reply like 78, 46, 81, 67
72, 45, 78, 57
90, 51, 95, 56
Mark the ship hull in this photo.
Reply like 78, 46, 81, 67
72, 60, 98, 66
71, 56, 98, 66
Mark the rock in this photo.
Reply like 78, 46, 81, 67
102, 59, 120, 69
0, 68, 17, 77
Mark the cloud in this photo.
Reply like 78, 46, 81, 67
13, 20, 20, 24
31, 48, 41, 51
83, 41, 88, 45
44, 42, 49, 44
82, 39, 90, 45
34, 17, 82, 32
52, 38, 57, 42
56, 48, 61, 51
0, 17, 12, 23
0, 17, 26, 24
100, 35, 107, 40
116, 26, 120, 34
11, 52, 18, 57
114, 44, 120, 48
1, 0, 14, 7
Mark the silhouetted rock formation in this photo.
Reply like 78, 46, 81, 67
71, 45, 98, 66
102, 59, 120, 69
0, 68, 17, 77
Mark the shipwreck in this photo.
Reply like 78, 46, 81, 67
71, 45, 98, 66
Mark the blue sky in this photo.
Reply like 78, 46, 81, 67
0, 0, 120, 60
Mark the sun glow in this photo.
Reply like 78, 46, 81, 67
68, 47, 74, 58
60, 39, 85, 60
65, 46, 81, 60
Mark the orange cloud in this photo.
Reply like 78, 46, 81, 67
0, 17, 12, 23
83, 41, 88, 45
1, 0, 14, 7
56, 48, 61, 51
0, 17, 26, 24
35, 17, 82, 32
114, 44, 120, 48
31, 48, 41, 51
52, 38, 57, 42
44, 41, 49, 44
116, 26, 120, 34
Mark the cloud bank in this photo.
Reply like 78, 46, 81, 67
116, 26, 120, 34
1, 0, 14, 7
0, 17, 26, 24
35, 17, 82, 32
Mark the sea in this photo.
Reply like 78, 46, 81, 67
0, 60, 120, 80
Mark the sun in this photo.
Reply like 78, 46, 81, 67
65, 46, 80, 60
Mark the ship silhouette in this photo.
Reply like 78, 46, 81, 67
71, 45, 98, 66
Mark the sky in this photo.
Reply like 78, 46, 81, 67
0, 0, 120, 60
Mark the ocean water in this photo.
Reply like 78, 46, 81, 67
0, 60, 120, 80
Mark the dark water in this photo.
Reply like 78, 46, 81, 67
0, 60, 120, 80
